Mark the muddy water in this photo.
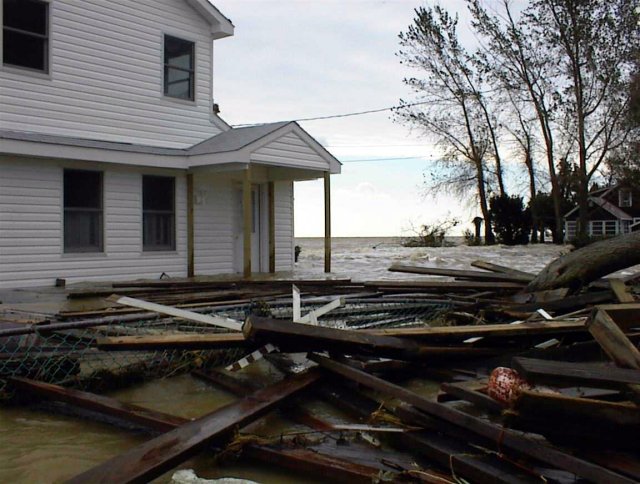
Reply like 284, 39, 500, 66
0, 373, 324, 483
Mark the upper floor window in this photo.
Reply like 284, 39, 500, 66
64, 169, 103, 253
2, 0, 49, 72
164, 35, 194, 101
143, 175, 176, 251
619, 188, 632, 208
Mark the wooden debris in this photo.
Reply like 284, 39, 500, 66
96, 332, 247, 351
587, 308, 640, 369
610, 279, 636, 303
67, 368, 321, 484
388, 264, 532, 283
470, 260, 536, 280
308, 353, 636, 484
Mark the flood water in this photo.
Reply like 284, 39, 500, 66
2, 238, 624, 483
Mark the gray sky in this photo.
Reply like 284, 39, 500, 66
212, 0, 478, 237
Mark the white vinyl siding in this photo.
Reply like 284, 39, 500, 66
0, 0, 221, 148
274, 181, 294, 271
252, 132, 330, 171
193, 175, 235, 275
0, 157, 187, 288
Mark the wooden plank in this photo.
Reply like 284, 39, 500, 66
9, 377, 187, 433
587, 308, 640, 369
609, 279, 635, 303
470, 260, 536, 280
595, 303, 640, 332
388, 264, 531, 283
508, 290, 614, 313
308, 353, 635, 484
67, 368, 321, 484
439, 380, 504, 413
365, 280, 525, 291
244, 316, 497, 361
243, 444, 389, 484
512, 357, 640, 388
96, 333, 247, 351
368, 320, 585, 341
108, 295, 243, 331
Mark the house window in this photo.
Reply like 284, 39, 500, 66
590, 221, 604, 236
2, 0, 49, 72
143, 175, 175, 251
64, 170, 103, 253
619, 188, 632, 208
604, 220, 617, 236
565, 221, 577, 239
163, 35, 194, 100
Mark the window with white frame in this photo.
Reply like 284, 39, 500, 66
143, 176, 175, 251
163, 35, 194, 100
589, 221, 604, 236
604, 220, 617, 236
64, 170, 103, 253
2, 0, 49, 72
565, 221, 577, 238
619, 188, 632, 207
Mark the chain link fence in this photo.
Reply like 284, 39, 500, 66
0, 298, 451, 400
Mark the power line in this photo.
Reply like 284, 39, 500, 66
230, 100, 431, 127
341, 156, 427, 163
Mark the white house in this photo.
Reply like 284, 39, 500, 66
0, 0, 340, 289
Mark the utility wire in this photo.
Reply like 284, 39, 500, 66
231, 100, 431, 127
341, 156, 427, 163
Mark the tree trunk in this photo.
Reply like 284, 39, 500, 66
527, 231, 640, 292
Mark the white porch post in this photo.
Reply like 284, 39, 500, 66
243, 167, 252, 278
324, 171, 331, 273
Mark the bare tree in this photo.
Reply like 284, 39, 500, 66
468, 0, 566, 243
396, 5, 502, 243
532, 0, 637, 237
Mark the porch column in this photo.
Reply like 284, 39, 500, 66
268, 181, 276, 273
324, 171, 331, 273
186, 173, 195, 277
243, 167, 252, 278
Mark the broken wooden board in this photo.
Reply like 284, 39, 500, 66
244, 316, 497, 361
512, 357, 640, 388
388, 264, 531, 283
96, 332, 247, 351
308, 353, 636, 484
368, 320, 585, 342
364, 280, 525, 292
594, 303, 640, 332
587, 308, 640, 369
470, 260, 536, 280
108, 295, 243, 331
9, 377, 188, 432
438, 380, 504, 414
67, 368, 321, 484
506, 290, 615, 314
609, 279, 636, 303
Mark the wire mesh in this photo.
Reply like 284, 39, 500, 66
0, 298, 451, 400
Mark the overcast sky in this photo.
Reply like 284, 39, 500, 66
212, 0, 480, 237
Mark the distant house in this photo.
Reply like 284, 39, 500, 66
564, 184, 640, 241
0, 0, 340, 289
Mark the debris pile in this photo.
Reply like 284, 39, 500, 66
1, 237, 639, 483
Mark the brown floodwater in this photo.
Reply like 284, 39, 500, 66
0, 371, 331, 483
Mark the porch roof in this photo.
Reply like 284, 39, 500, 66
0, 121, 341, 175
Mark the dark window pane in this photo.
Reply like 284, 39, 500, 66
3, 0, 47, 35
164, 36, 193, 69
143, 176, 175, 251
3, 30, 46, 70
64, 211, 103, 252
64, 170, 102, 209
143, 176, 174, 211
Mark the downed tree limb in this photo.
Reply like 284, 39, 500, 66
527, 231, 640, 292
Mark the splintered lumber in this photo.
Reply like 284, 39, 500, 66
67, 368, 320, 484
388, 264, 531, 283
513, 389, 640, 427
470, 260, 536, 280
9, 377, 187, 432
242, 445, 393, 484
243, 316, 497, 361
108, 295, 242, 331
595, 303, 640, 332
308, 353, 635, 484
527, 231, 640, 292
438, 380, 504, 413
610, 279, 636, 303
96, 333, 247, 351
587, 308, 640, 369
364, 280, 524, 292
512, 357, 640, 388
506, 290, 614, 313
368, 320, 585, 342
